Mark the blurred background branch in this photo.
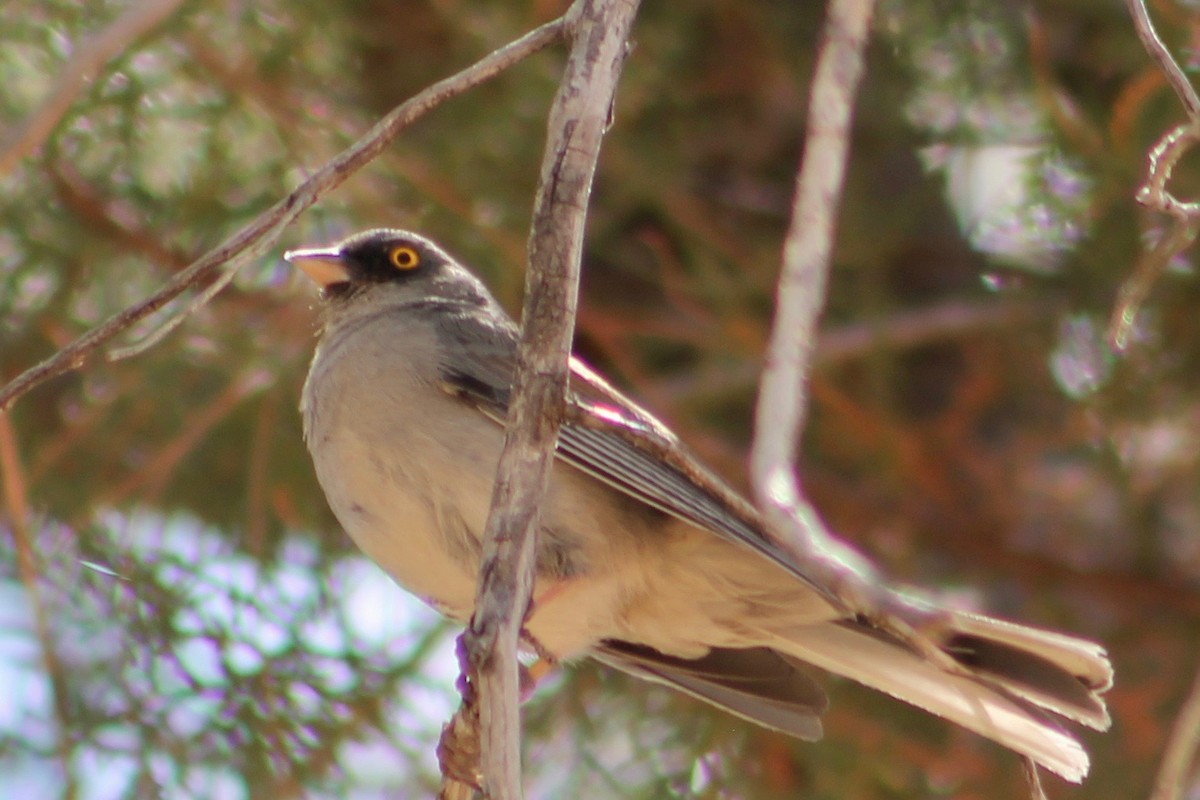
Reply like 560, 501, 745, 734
1120, 1, 1200, 793
0, 414, 74, 794
1154, 664, 1200, 800
751, 0, 879, 610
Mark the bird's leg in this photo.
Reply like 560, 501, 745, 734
516, 581, 573, 702
517, 657, 557, 703
518, 617, 560, 703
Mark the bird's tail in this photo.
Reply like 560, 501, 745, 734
761, 610, 1112, 782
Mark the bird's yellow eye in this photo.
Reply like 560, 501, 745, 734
389, 245, 421, 270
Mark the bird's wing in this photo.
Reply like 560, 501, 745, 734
431, 306, 839, 607
591, 639, 828, 741
430, 305, 1112, 782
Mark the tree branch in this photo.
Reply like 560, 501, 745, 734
1125, 0, 1200, 121
446, 1, 640, 797
0, 14, 568, 412
747, 0, 971, 694
749, 0, 879, 607
1109, 0, 1200, 349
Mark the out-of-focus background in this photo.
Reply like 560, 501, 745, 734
1, 1, 1197, 797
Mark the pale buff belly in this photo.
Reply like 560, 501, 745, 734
311, 414, 664, 659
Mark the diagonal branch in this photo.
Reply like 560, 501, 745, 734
0, 14, 568, 412
447, 1, 641, 797
1125, 0, 1200, 121
749, 0, 879, 608
747, 0, 965, 682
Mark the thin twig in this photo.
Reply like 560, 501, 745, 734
583, 297, 1048, 416
1109, 0, 1200, 349
749, 0, 880, 605
748, 0, 966, 672
1125, 0, 1200, 121
1152, 662, 1200, 800
1138, 123, 1200, 218
105, 264, 240, 361
0, 0, 188, 178
0, 14, 568, 412
1023, 757, 1048, 800
1108, 217, 1198, 350
446, 1, 640, 797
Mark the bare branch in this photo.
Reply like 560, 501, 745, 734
1108, 214, 1197, 350
0, 0, 187, 178
449, 0, 640, 796
745, 0, 969, 678
0, 15, 568, 412
1152, 662, 1200, 800
1138, 123, 1200, 219
749, 0, 879, 605
105, 266, 240, 362
1125, 0, 1200, 121
1109, 0, 1200, 349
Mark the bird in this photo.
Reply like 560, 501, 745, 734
285, 228, 1111, 783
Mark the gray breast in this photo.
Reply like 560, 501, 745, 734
300, 294, 653, 620
301, 305, 489, 616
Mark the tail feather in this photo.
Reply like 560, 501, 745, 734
945, 612, 1112, 728
939, 613, 1111, 730
593, 640, 829, 741
762, 617, 1110, 783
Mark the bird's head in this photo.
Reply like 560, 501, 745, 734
285, 229, 461, 299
